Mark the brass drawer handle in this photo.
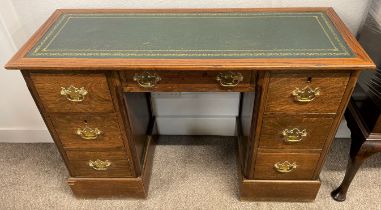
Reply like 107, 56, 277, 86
291, 86, 320, 103
133, 72, 161, 88
88, 159, 111, 171
60, 85, 88, 102
274, 161, 297, 173
76, 123, 102, 140
282, 128, 307, 143
216, 72, 243, 87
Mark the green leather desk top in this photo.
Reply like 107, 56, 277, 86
27, 11, 354, 59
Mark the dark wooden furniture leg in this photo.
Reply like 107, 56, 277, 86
331, 137, 380, 201
331, 102, 381, 201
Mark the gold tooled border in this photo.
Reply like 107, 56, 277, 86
30, 12, 352, 57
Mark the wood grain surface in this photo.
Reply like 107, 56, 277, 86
31, 73, 114, 113
69, 160, 133, 177
240, 179, 321, 201
265, 72, 350, 113
50, 114, 124, 150
66, 150, 133, 177
253, 152, 320, 180
68, 177, 146, 198
259, 116, 334, 149
122, 71, 254, 92
66, 150, 128, 160
67, 136, 155, 198
124, 93, 152, 165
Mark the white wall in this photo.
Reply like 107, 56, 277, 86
0, 1, 51, 142
0, 0, 370, 142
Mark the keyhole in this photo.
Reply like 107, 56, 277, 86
307, 77, 312, 83
84, 120, 88, 124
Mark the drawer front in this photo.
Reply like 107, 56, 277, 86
31, 73, 114, 113
253, 152, 320, 180
51, 114, 125, 149
266, 72, 350, 113
259, 116, 334, 149
121, 71, 254, 92
66, 150, 134, 177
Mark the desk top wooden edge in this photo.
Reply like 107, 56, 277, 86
5, 8, 376, 71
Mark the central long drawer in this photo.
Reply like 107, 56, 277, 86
121, 71, 255, 92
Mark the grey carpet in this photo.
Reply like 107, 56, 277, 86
0, 137, 380, 210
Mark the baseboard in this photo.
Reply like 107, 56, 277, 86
335, 119, 351, 138
155, 117, 237, 136
0, 129, 52, 143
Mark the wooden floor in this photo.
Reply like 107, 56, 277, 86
0, 136, 380, 209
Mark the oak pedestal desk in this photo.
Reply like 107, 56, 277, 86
5, 8, 375, 201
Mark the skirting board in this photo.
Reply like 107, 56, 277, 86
335, 118, 351, 138
0, 129, 52, 143
0, 119, 350, 142
151, 92, 240, 116
155, 117, 237, 136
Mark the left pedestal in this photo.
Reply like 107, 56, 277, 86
22, 71, 154, 198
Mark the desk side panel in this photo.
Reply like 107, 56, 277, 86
21, 71, 75, 175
